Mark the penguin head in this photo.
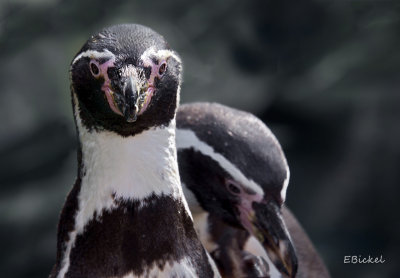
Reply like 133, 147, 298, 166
178, 147, 244, 226
70, 24, 182, 136
177, 102, 298, 278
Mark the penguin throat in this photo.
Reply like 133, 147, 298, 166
77, 119, 182, 201
72, 98, 191, 224
56, 110, 195, 278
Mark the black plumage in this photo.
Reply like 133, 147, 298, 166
176, 102, 329, 277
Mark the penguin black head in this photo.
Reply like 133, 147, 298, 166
176, 102, 297, 278
70, 24, 182, 136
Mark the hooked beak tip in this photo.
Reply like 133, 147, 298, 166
247, 201, 298, 277
261, 236, 297, 277
275, 239, 298, 278
125, 114, 137, 123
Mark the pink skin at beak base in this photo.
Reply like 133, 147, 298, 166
237, 191, 264, 235
99, 57, 166, 117
95, 57, 124, 116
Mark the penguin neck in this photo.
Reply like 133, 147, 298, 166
77, 118, 181, 200
53, 105, 204, 278
73, 103, 190, 232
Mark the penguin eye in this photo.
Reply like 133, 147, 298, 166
226, 181, 241, 195
158, 62, 167, 76
89, 61, 100, 77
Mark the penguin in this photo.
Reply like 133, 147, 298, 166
176, 102, 330, 278
50, 25, 220, 278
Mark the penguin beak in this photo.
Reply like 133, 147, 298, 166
250, 201, 298, 278
104, 64, 154, 121
116, 75, 139, 123
109, 71, 154, 121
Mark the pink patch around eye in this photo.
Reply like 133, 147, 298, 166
90, 57, 121, 115
147, 60, 167, 86
97, 57, 115, 92
237, 190, 263, 234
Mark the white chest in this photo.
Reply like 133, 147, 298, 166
76, 121, 183, 232
57, 117, 192, 278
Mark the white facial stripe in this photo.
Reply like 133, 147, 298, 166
140, 47, 182, 111
281, 168, 290, 202
176, 129, 264, 196
73, 48, 181, 68
71, 49, 115, 66
141, 47, 182, 68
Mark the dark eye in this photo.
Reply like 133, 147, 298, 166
158, 62, 167, 75
227, 181, 241, 195
89, 61, 100, 76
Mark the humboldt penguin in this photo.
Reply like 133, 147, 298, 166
50, 25, 219, 278
176, 102, 330, 278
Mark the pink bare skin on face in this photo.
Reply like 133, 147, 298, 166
138, 59, 167, 115
89, 55, 168, 118
138, 86, 154, 116
239, 192, 264, 235
88, 57, 123, 116
226, 179, 264, 234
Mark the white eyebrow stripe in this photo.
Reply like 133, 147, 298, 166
176, 128, 264, 196
71, 49, 115, 65
141, 47, 182, 66
281, 168, 290, 202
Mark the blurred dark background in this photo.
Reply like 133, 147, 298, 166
1, 0, 399, 277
